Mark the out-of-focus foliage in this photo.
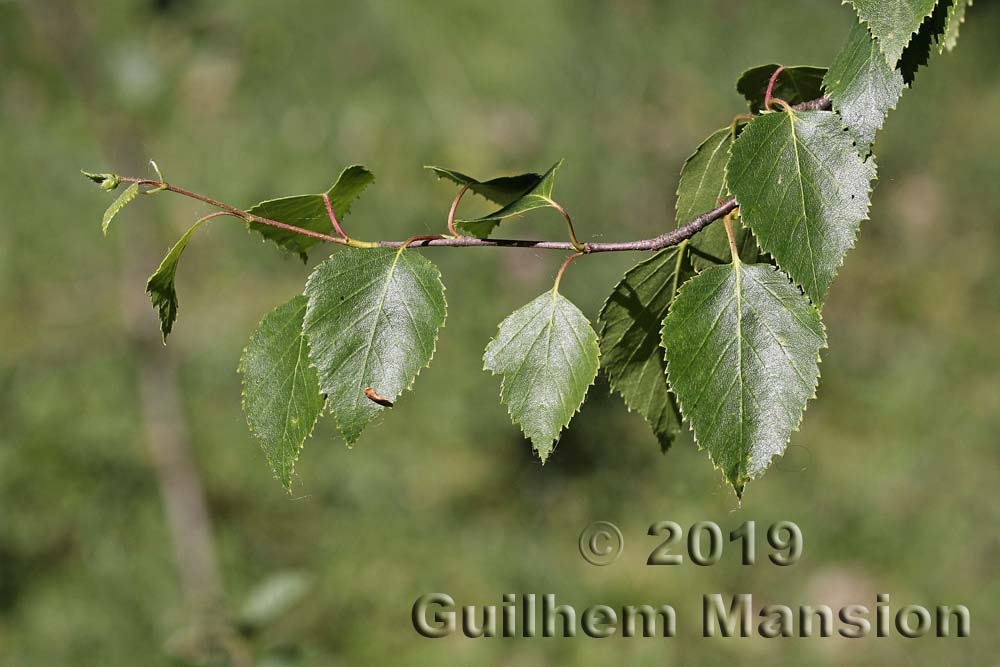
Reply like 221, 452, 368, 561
1, 1, 998, 665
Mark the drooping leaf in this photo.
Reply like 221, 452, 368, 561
736, 65, 828, 112
101, 182, 139, 235
850, 0, 939, 66
662, 261, 826, 496
727, 108, 876, 305
824, 20, 906, 155
898, 0, 952, 84
239, 296, 325, 490
425, 166, 542, 206
302, 247, 446, 445
146, 213, 219, 341
247, 165, 374, 260
453, 160, 564, 238
483, 289, 599, 462
674, 127, 757, 269
941, 0, 972, 52
598, 248, 689, 451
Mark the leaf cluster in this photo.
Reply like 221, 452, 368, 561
87, 0, 969, 496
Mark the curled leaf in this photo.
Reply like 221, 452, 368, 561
425, 166, 542, 206
451, 160, 564, 239
101, 183, 139, 235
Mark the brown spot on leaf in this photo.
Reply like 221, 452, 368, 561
364, 387, 393, 408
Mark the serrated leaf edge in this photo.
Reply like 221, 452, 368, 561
454, 159, 565, 234
424, 165, 541, 206
725, 108, 879, 306
596, 249, 685, 447
302, 247, 448, 447
823, 21, 906, 156
845, 0, 941, 68
941, 0, 972, 52
661, 261, 828, 498
483, 290, 600, 463
674, 128, 731, 228
246, 165, 375, 259
101, 182, 140, 235
237, 298, 326, 492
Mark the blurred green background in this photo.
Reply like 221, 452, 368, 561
2, 1, 998, 664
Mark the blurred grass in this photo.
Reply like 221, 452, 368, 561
1, 0, 999, 664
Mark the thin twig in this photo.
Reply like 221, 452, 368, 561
382, 198, 739, 253
119, 178, 369, 247
112, 97, 830, 257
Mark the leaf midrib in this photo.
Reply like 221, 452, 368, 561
353, 249, 406, 417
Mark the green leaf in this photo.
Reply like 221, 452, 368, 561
662, 261, 826, 496
425, 166, 542, 206
736, 65, 828, 112
941, 0, 971, 52
453, 160, 564, 238
82, 170, 120, 191
239, 296, 325, 490
101, 182, 139, 235
483, 289, 599, 462
850, 0, 939, 66
145, 214, 218, 341
727, 108, 876, 305
898, 0, 952, 84
824, 21, 906, 155
674, 127, 757, 269
302, 247, 446, 445
598, 248, 689, 451
247, 165, 374, 260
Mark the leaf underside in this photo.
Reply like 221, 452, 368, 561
484, 289, 599, 462
941, 0, 972, 52
239, 295, 325, 490
303, 247, 446, 445
736, 64, 828, 112
662, 261, 826, 496
454, 160, 564, 238
727, 109, 876, 305
598, 248, 688, 451
675, 127, 758, 269
850, 0, 939, 66
247, 165, 374, 260
425, 166, 542, 206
